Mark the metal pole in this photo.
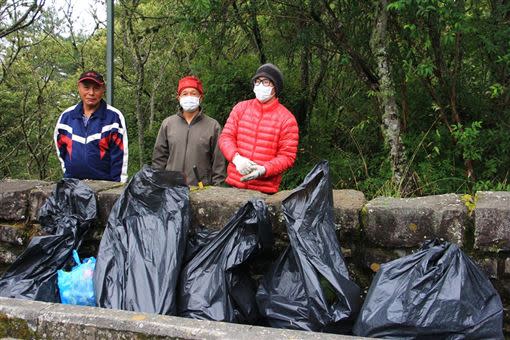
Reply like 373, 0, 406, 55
106, 0, 114, 105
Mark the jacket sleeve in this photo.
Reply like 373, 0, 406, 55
263, 114, 299, 178
53, 112, 67, 175
211, 122, 227, 185
109, 112, 129, 183
218, 102, 244, 161
152, 120, 170, 170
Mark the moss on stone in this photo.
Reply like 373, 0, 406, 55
0, 313, 37, 339
360, 206, 369, 231
461, 194, 477, 216
462, 222, 475, 253
486, 244, 503, 253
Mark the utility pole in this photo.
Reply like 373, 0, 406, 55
106, 0, 114, 105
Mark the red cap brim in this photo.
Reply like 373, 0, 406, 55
79, 77, 104, 85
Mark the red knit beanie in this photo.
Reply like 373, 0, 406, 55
178, 76, 203, 95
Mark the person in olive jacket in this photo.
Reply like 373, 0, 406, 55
219, 63, 299, 194
152, 76, 226, 186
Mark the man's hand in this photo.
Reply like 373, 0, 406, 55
232, 153, 256, 175
241, 164, 266, 182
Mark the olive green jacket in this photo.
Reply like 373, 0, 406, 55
152, 109, 226, 186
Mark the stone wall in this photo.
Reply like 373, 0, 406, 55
0, 179, 509, 334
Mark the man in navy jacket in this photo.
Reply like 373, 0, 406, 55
54, 71, 128, 182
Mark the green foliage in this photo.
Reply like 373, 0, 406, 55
451, 121, 483, 161
473, 180, 510, 192
194, 55, 259, 124
488, 83, 505, 98
0, 0, 509, 200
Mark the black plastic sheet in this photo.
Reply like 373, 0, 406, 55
183, 226, 219, 264
256, 160, 361, 333
353, 239, 504, 339
0, 179, 96, 301
178, 199, 273, 323
93, 166, 190, 315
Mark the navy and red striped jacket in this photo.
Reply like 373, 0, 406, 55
54, 100, 129, 182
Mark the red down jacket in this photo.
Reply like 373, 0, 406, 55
219, 98, 299, 193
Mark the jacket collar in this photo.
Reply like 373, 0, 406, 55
72, 99, 107, 120
177, 107, 204, 125
254, 97, 280, 111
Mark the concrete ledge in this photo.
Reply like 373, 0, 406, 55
364, 194, 468, 248
0, 223, 25, 246
475, 191, 510, 251
0, 179, 49, 222
333, 190, 366, 239
0, 297, 367, 339
96, 185, 125, 232
27, 182, 55, 222
0, 179, 366, 243
189, 186, 268, 230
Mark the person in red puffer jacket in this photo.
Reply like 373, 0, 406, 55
219, 63, 299, 194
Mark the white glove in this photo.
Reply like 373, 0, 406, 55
241, 164, 266, 182
232, 153, 256, 175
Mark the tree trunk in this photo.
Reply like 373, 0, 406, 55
371, 0, 410, 195
426, 3, 475, 181
449, 27, 475, 180
295, 33, 310, 132
313, 0, 380, 91
135, 63, 145, 168
248, 1, 266, 64
149, 39, 178, 130
149, 89, 156, 130
232, 1, 266, 64
124, 0, 147, 168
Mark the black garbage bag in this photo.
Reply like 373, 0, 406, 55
178, 199, 273, 323
184, 226, 219, 264
256, 160, 361, 333
353, 239, 504, 339
93, 166, 190, 315
0, 179, 96, 302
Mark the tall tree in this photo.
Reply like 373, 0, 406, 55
309, 0, 412, 194
371, 0, 410, 193
119, 0, 159, 167
387, 0, 494, 181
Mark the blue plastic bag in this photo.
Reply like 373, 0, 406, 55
57, 250, 96, 306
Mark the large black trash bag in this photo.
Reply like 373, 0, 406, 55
256, 160, 361, 333
0, 179, 96, 302
183, 225, 219, 264
353, 239, 504, 339
178, 199, 273, 323
93, 166, 190, 315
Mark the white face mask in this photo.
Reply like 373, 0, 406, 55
253, 83, 274, 103
179, 95, 200, 112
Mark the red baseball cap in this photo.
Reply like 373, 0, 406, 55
178, 76, 203, 96
78, 70, 105, 85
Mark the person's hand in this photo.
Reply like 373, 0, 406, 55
241, 164, 266, 182
232, 153, 256, 175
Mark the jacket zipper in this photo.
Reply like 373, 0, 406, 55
251, 103, 263, 160
84, 115, 90, 168
183, 123, 191, 173
246, 105, 264, 189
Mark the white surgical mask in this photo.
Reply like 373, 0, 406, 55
180, 95, 200, 112
253, 83, 274, 103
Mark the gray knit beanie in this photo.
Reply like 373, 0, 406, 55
252, 63, 283, 97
